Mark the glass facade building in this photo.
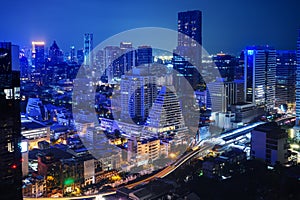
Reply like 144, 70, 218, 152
0, 42, 22, 199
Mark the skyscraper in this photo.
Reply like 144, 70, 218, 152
120, 68, 157, 125
49, 40, 64, 64
104, 46, 121, 82
173, 10, 202, 90
77, 49, 84, 65
0, 42, 22, 199
212, 53, 239, 82
120, 42, 136, 73
244, 46, 276, 111
143, 85, 189, 145
84, 33, 93, 66
275, 50, 296, 107
296, 30, 300, 126
70, 46, 76, 62
31, 41, 45, 84
207, 78, 243, 113
137, 45, 152, 66
19, 49, 29, 80
177, 10, 202, 65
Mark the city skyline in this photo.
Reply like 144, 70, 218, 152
1, 2, 300, 199
1, 0, 300, 55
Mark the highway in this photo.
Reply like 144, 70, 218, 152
125, 142, 215, 189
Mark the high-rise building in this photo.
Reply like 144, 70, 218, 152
177, 10, 202, 66
0, 42, 23, 199
207, 78, 244, 113
19, 49, 29, 80
275, 50, 297, 107
296, 30, 300, 126
104, 46, 121, 82
84, 33, 93, 66
77, 49, 84, 65
120, 68, 157, 125
70, 46, 76, 62
143, 85, 189, 145
137, 45, 152, 66
173, 10, 202, 91
213, 53, 239, 82
120, 42, 136, 72
244, 46, 276, 111
48, 40, 64, 64
31, 41, 45, 84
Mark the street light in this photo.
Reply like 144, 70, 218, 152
169, 153, 176, 159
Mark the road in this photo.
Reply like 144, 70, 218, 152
125, 142, 215, 189
24, 191, 115, 200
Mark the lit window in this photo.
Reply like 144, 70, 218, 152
8, 142, 14, 152
4, 89, 13, 99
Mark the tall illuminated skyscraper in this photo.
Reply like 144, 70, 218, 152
177, 10, 202, 65
296, 30, 300, 126
0, 42, 22, 199
275, 50, 296, 107
84, 33, 93, 66
173, 10, 202, 90
244, 46, 276, 111
31, 41, 45, 84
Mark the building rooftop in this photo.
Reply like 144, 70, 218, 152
21, 118, 47, 130
253, 122, 286, 139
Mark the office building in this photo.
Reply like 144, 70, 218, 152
84, 33, 93, 66
213, 53, 239, 81
120, 67, 157, 124
177, 10, 202, 66
31, 41, 45, 84
143, 85, 189, 145
0, 42, 23, 199
77, 49, 84, 65
137, 45, 152, 66
20, 49, 30, 80
120, 42, 136, 72
244, 46, 276, 111
48, 41, 64, 64
275, 50, 296, 107
296, 30, 300, 126
251, 122, 288, 165
104, 46, 121, 82
70, 46, 76, 62
207, 78, 243, 113
173, 10, 202, 91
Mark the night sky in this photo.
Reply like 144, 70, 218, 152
1, 0, 300, 55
